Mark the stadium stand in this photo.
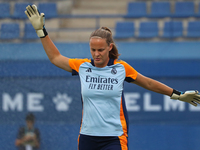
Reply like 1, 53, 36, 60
38, 2, 57, 19
0, 0, 200, 42
13, 2, 33, 19
198, 3, 200, 17
23, 23, 38, 39
162, 21, 183, 38
114, 21, 134, 39
149, 2, 171, 18
70, 0, 127, 15
138, 21, 158, 38
173, 1, 195, 17
0, 23, 20, 39
0, 3, 10, 18
187, 21, 200, 38
124, 2, 147, 18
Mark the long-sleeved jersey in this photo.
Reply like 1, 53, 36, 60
69, 58, 138, 136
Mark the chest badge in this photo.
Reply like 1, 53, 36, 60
111, 67, 117, 75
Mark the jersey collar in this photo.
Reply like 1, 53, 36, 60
91, 58, 114, 67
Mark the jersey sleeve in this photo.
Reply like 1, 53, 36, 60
69, 58, 91, 75
117, 60, 138, 82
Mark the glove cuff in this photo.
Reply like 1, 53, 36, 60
36, 27, 48, 38
170, 89, 182, 100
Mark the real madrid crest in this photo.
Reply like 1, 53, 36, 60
111, 67, 117, 74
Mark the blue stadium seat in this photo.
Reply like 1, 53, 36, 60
114, 21, 134, 39
0, 3, 10, 18
24, 23, 38, 39
174, 2, 195, 17
0, 23, 20, 39
138, 21, 158, 38
150, 2, 171, 18
197, 3, 200, 17
187, 21, 200, 37
162, 21, 183, 38
124, 2, 147, 18
38, 3, 57, 19
13, 2, 32, 19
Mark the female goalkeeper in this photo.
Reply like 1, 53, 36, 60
25, 5, 200, 150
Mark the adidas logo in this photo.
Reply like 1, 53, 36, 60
86, 68, 92, 72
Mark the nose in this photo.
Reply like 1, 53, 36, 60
94, 50, 100, 56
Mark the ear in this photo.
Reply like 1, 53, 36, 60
109, 43, 113, 51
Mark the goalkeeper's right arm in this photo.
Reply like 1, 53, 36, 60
25, 5, 47, 38
25, 5, 72, 72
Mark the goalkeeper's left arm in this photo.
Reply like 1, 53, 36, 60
134, 73, 200, 107
171, 90, 200, 106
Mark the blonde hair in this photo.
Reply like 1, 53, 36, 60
90, 27, 120, 60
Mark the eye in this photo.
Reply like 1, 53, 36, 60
98, 49, 104, 52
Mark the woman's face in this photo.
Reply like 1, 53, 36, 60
26, 120, 34, 129
90, 37, 113, 68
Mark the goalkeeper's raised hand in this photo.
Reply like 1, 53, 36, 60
25, 4, 48, 38
171, 90, 200, 106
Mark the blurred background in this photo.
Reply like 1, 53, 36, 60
0, 0, 200, 149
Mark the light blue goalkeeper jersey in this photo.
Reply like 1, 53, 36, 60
69, 58, 138, 136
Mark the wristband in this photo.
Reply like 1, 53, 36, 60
36, 27, 48, 38
170, 89, 182, 99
